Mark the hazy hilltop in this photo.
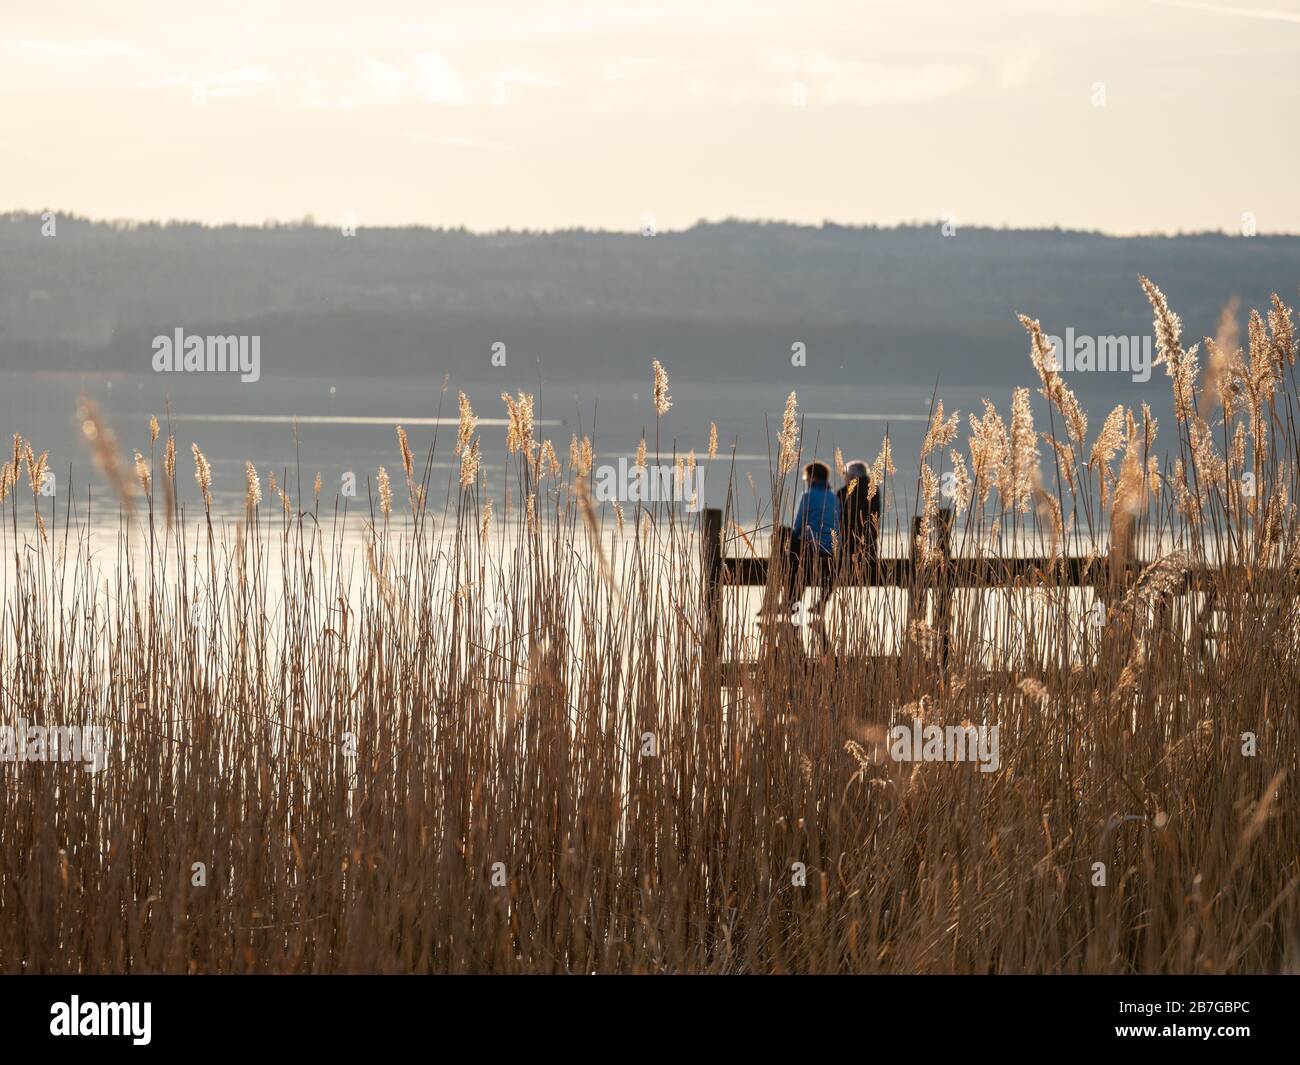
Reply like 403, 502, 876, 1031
2, 213, 1297, 387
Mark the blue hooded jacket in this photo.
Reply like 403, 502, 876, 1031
793, 482, 841, 554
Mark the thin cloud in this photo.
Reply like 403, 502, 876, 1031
21, 37, 143, 59
1145, 0, 1300, 25
404, 133, 512, 151
414, 52, 467, 104
139, 66, 275, 100
0, 138, 46, 160
764, 50, 973, 104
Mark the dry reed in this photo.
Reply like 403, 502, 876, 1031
1, 283, 1297, 974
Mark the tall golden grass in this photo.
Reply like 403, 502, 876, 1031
0, 281, 1297, 973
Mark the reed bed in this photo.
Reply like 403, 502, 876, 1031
1, 280, 1297, 973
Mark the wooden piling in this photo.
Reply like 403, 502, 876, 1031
905, 514, 924, 631
701, 508, 723, 659
934, 508, 954, 664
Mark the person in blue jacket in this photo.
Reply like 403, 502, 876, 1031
787, 460, 841, 615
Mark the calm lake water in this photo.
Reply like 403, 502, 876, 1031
0, 368, 1209, 671
0, 369, 1175, 526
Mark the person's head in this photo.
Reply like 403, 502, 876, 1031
845, 460, 869, 481
803, 460, 830, 486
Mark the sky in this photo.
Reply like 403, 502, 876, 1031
3, 0, 1299, 234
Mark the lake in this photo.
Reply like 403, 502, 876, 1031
0, 369, 1174, 527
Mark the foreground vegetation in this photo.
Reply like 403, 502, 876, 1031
1, 281, 1297, 973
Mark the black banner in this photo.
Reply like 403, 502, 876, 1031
0, 975, 1291, 1053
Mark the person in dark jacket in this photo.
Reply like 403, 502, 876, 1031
837, 460, 880, 576
786, 460, 841, 614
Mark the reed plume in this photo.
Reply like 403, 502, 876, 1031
539, 440, 561, 479
921, 400, 959, 458
778, 391, 798, 475
133, 450, 150, 496
456, 392, 478, 455
191, 443, 212, 508
460, 439, 481, 487
869, 433, 894, 503
396, 425, 414, 481
501, 391, 536, 457
1141, 274, 1198, 422
244, 461, 262, 512
77, 398, 133, 515
652, 359, 672, 416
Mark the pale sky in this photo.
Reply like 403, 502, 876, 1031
3, 0, 1299, 233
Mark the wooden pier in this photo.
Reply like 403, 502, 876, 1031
697, 506, 1250, 677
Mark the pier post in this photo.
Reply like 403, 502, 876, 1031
934, 508, 954, 665
701, 508, 723, 659
905, 514, 925, 631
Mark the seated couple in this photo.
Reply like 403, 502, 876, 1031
781, 459, 880, 618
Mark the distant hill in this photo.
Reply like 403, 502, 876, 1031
2, 213, 1297, 387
